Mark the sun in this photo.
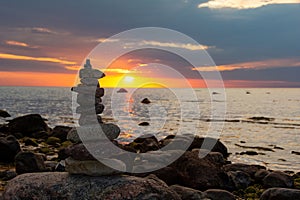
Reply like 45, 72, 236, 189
123, 76, 135, 83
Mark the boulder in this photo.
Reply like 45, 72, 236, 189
15, 151, 48, 174
203, 189, 236, 200
260, 188, 300, 200
129, 134, 160, 153
65, 157, 126, 176
0, 110, 10, 118
170, 185, 205, 200
263, 171, 294, 188
227, 170, 251, 189
51, 126, 72, 142
8, 114, 50, 137
160, 135, 229, 158
169, 149, 232, 190
63, 141, 122, 161
254, 169, 270, 182
0, 135, 21, 163
2, 173, 180, 200
67, 128, 81, 143
223, 163, 266, 178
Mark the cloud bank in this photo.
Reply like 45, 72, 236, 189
198, 0, 300, 9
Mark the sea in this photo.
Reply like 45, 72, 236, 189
0, 86, 299, 171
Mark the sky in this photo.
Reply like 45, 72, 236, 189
0, 0, 299, 88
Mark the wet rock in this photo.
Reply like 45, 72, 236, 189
254, 169, 270, 182
263, 171, 294, 188
141, 98, 151, 104
203, 189, 236, 200
15, 151, 48, 174
129, 134, 160, 153
8, 114, 50, 137
170, 185, 204, 200
65, 157, 125, 176
51, 126, 72, 142
2, 173, 180, 200
228, 170, 252, 189
260, 188, 300, 200
291, 151, 300, 155
0, 135, 21, 163
223, 163, 266, 178
0, 110, 10, 118
240, 151, 259, 156
138, 122, 150, 126
248, 116, 274, 121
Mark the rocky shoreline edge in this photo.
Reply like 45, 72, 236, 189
0, 113, 299, 200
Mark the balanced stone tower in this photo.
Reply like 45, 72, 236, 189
66, 59, 126, 176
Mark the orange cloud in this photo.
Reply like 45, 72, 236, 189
5, 40, 29, 47
0, 71, 76, 87
0, 53, 76, 65
193, 58, 300, 72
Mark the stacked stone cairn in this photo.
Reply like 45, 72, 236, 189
66, 59, 126, 176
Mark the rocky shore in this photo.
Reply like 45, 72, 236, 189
0, 61, 299, 200
0, 112, 300, 199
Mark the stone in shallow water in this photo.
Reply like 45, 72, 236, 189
2, 173, 180, 200
65, 157, 125, 176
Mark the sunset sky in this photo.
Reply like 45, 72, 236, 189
0, 0, 299, 88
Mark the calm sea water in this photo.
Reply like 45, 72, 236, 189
0, 86, 299, 171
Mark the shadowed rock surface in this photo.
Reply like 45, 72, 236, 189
2, 173, 181, 200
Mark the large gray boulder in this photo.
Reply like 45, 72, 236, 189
8, 114, 50, 137
260, 188, 300, 200
2, 173, 180, 200
263, 171, 294, 188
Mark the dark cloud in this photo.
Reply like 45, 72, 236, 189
0, 0, 299, 85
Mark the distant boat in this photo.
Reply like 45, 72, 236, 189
212, 92, 219, 95
246, 91, 251, 94
117, 88, 128, 93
